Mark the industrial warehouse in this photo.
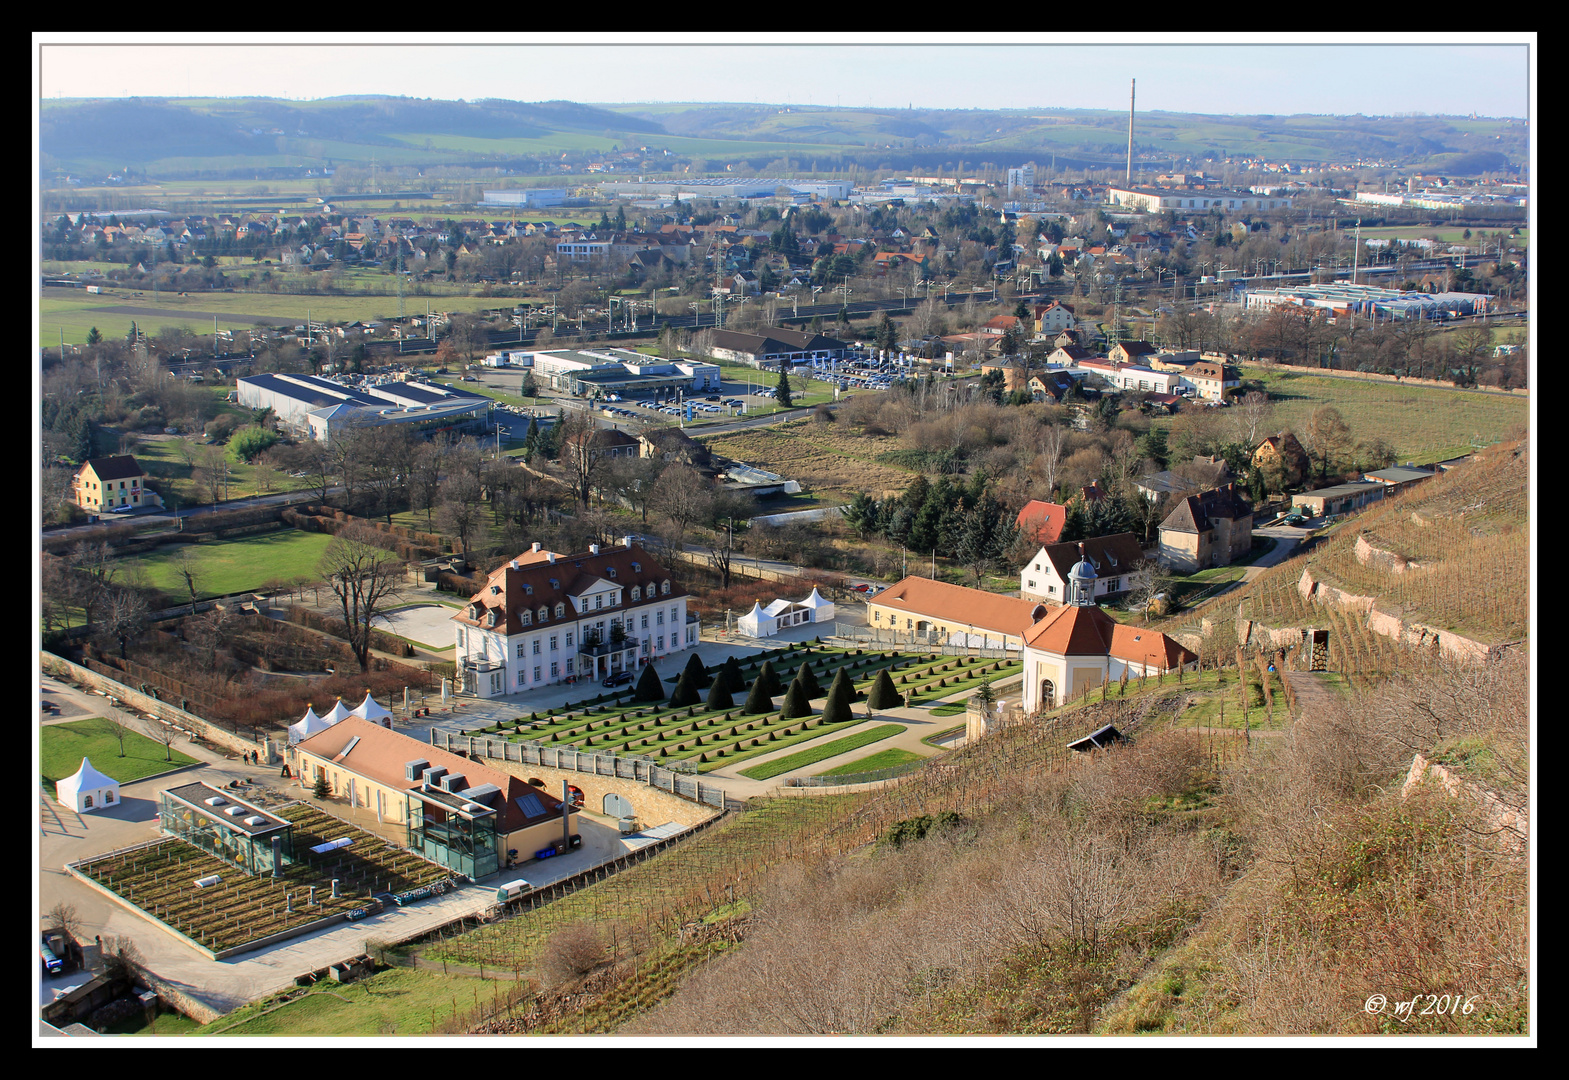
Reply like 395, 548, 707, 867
235, 372, 494, 442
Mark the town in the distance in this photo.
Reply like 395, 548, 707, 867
37, 70, 1530, 1040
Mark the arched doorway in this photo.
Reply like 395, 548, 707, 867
1040, 679, 1056, 710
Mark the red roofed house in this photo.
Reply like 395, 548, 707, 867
1020, 549, 1195, 713
452, 538, 696, 698
866, 576, 1051, 650
1015, 500, 1069, 548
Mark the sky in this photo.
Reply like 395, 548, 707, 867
36, 34, 1533, 120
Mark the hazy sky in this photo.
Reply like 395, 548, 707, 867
36, 34, 1533, 119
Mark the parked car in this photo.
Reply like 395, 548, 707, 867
1283, 514, 1307, 526
602, 671, 634, 687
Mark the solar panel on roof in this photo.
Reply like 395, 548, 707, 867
515, 793, 547, 818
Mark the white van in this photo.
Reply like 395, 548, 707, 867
496, 879, 533, 902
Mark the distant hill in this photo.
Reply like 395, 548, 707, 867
38, 96, 1528, 179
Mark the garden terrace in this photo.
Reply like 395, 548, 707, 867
461, 647, 1015, 773
72, 802, 453, 954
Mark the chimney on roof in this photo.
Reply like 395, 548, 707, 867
623, 535, 635, 548
510, 560, 519, 571
589, 543, 600, 555
547, 552, 556, 564
531, 542, 541, 553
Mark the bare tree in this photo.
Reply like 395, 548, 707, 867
1301, 405, 1352, 483
650, 463, 713, 553
172, 547, 202, 615
98, 588, 150, 661
1232, 390, 1274, 447
1125, 558, 1174, 622
317, 524, 405, 673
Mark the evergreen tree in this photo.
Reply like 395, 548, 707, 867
877, 312, 899, 354
1060, 500, 1088, 544
793, 661, 822, 699
775, 368, 794, 409
757, 659, 785, 697
741, 672, 774, 715
705, 678, 734, 711
866, 668, 902, 710
668, 667, 702, 709
974, 673, 997, 714
633, 662, 665, 703
313, 771, 330, 800
679, 651, 711, 690
779, 679, 811, 719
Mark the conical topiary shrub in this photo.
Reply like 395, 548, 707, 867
867, 668, 902, 710
779, 678, 812, 720
793, 661, 822, 699
742, 672, 774, 715
826, 666, 859, 706
679, 651, 712, 690
821, 673, 855, 725
668, 668, 703, 709
706, 678, 734, 711
757, 659, 785, 697
634, 663, 665, 702
716, 655, 747, 693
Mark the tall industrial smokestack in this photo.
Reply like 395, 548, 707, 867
1127, 78, 1136, 185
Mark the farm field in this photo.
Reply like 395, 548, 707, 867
1234, 365, 1528, 465
126, 530, 336, 600
40, 717, 198, 785
40, 285, 517, 347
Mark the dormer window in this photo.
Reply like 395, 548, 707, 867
538, 606, 548, 622
524, 584, 534, 595
631, 586, 641, 601
549, 578, 559, 589
661, 580, 671, 595
490, 585, 501, 595
555, 602, 566, 618
631, 562, 641, 573
607, 567, 617, 578
519, 610, 532, 626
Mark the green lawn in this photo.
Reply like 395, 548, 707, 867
40, 718, 197, 785
738, 724, 906, 781
126, 530, 337, 600
196, 967, 495, 1036
815, 746, 924, 777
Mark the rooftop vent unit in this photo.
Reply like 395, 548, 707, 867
422, 766, 448, 789
404, 759, 430, 782
205, 795, 227, 808
463, 783, 502, 806
439, 773, 468, 792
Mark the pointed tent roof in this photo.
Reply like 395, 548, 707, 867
799, 587, 833, 611
322, 698, 354, 724
351, 691, 394, 724
288, 704, 330, 744
64, 756, 118, 791
763, 598, 793, 616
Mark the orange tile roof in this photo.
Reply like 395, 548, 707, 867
1024, 605, 1195, 668
872, 577, 1051, 638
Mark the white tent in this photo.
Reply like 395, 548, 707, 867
350, 691, 394, 729
55, 757, 119, 813
321, 698, 354, 725
287, 705, 330, 745
738, 600, 777, 638
799, 587, 835, 623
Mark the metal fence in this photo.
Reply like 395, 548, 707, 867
433, 731, 726, 809
827, 628, 1017, 660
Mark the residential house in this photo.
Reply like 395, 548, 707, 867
1137, 456, 1233, 502
1015, 500, 1069, 548
1019, 532, 1144, 604
73, 456, 155, 513
452, 538, 697, 698
1158, 483, 1254, 572
1181, 360, 1241, 401
1032, 301, 1076, 336
1252, 431, 1310, 488
564, 427, 639, 468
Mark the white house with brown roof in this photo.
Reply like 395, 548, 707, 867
1180, 360, 1240, 401
452, 538, 696, 698
865, 576, 1051, 651
1020, 533, 1145, 604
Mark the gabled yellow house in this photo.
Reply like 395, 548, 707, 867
73, 456, 155, 513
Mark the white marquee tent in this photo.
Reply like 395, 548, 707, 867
321, 698, 355, 725
287, 705, 331, 745
56, 757, 119, 813
739, 587, 836, 638
350, 691, 394, 729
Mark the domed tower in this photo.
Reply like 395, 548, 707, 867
1068, 542, 1098, 607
